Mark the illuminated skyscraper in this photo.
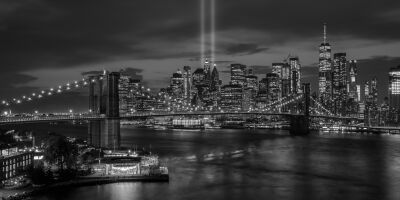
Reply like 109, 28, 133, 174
266, 73, 280, 103
203, 59, 212, 83
170, 69, 184, 102
210, 65, 221, 91
289, 57, 301, 94
230, 64, 247, 86
220, 84, 243, 111
183, 66, 192, 103
318, 23, 333, 101
281, 63, 291, 97
348, 60, 358, 100
389, 65, 400, 109
364, 78, 378, 125
118, 73, 131, 115
210, 65, 221, 107
332, 53, 347, 114
333, 53, 347, 96
272, 63, 283, 98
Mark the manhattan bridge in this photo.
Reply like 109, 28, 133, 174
0, 70, 367, 150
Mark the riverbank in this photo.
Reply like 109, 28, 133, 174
0, 175, 169, 200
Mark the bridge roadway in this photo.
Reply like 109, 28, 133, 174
0, 111, 363, 125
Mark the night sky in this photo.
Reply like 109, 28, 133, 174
1, 0, 400, 112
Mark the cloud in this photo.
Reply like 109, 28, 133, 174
249, 65, 271, 75
1, 0, 400, 111
223, 43, 269, 55
81, 71, 104, 76
121, 68, 143, 81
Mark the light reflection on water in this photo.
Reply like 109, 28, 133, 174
34, 128, 400, 200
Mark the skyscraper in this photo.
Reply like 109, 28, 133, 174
272, 63, 284, 98
348, 60, 358, 100
118, 72, 131, 115
203, 59, 212, 84
318, 23, 333, 101
170, 69, 184, 102
210, 65, 221, 107
183, 66, 192, 104
289, 57, 301, 94
220, 84, 243, 111
332, 53, 347, 114
389, 65, 400, 109
266, 73, 280, 104
364, 78, 378, 125
230, 64, 247, 86
210, 65, 221, 92
281, 63, 291, 97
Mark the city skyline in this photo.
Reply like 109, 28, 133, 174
1, 0, 400, 112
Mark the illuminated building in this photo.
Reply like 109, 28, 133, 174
281, 63, 291, 97
266, 73, 280, 104
220, 84, 243, 111
210, 65, 221, 107
348, 60, 358, 100
170, 69, 184, 102
389, 65, 400, 110
203, 59, 212, 82
364, 78, 378, 126
245, 70, 258, 103
118, 72, 131, 115
289, 57, 301, 94
333, 53, 347, 97
183, 66, 192, 104
256, 77, 268, 108
356, 85, 361, 102
272, 63, 283, 98
346, 60, 359, 115
230, 64, 247, 86
242, 88, 253, 110
332, 53, 347, 114
318, 23, 333, 103
0, 146, 33, 184
192, 68, 206, 86
128, 79, 142, 113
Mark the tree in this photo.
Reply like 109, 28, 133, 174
27, 164, 47, 185
43, 133, 78, 171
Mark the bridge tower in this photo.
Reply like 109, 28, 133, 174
88, 72, 121, 149
289, 83, 310, 135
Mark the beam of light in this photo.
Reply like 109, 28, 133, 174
200, 0, 205, 67
210, 0, 216, 64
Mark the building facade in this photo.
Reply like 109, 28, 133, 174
1, 146, 33, 185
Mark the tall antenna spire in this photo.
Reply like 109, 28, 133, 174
323, 23, 327, 43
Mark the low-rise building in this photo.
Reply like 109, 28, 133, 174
0, 145, 33, 186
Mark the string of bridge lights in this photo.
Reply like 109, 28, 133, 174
1, 75, 331, 115
0, 73, 200, 112
0, 77, 100, 107
264, 94, 304, 112
310, 97, 334, 116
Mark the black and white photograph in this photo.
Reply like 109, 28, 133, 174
1, 0, 400, 199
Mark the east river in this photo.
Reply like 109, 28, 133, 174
13, 124, 400, 200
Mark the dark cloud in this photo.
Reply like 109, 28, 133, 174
0, 0, 400, 111
223, 43, 268, 55
249, 65, 271, 75
81, 71, 104, 76
121, 68, 143, 81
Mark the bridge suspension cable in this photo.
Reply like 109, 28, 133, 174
0, 76, 100, 107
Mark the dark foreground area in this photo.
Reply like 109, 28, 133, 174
3, 124, 400, 200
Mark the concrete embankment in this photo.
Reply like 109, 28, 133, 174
1, 175, 169, 200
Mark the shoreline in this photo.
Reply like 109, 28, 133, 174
0, 175, 169, 200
